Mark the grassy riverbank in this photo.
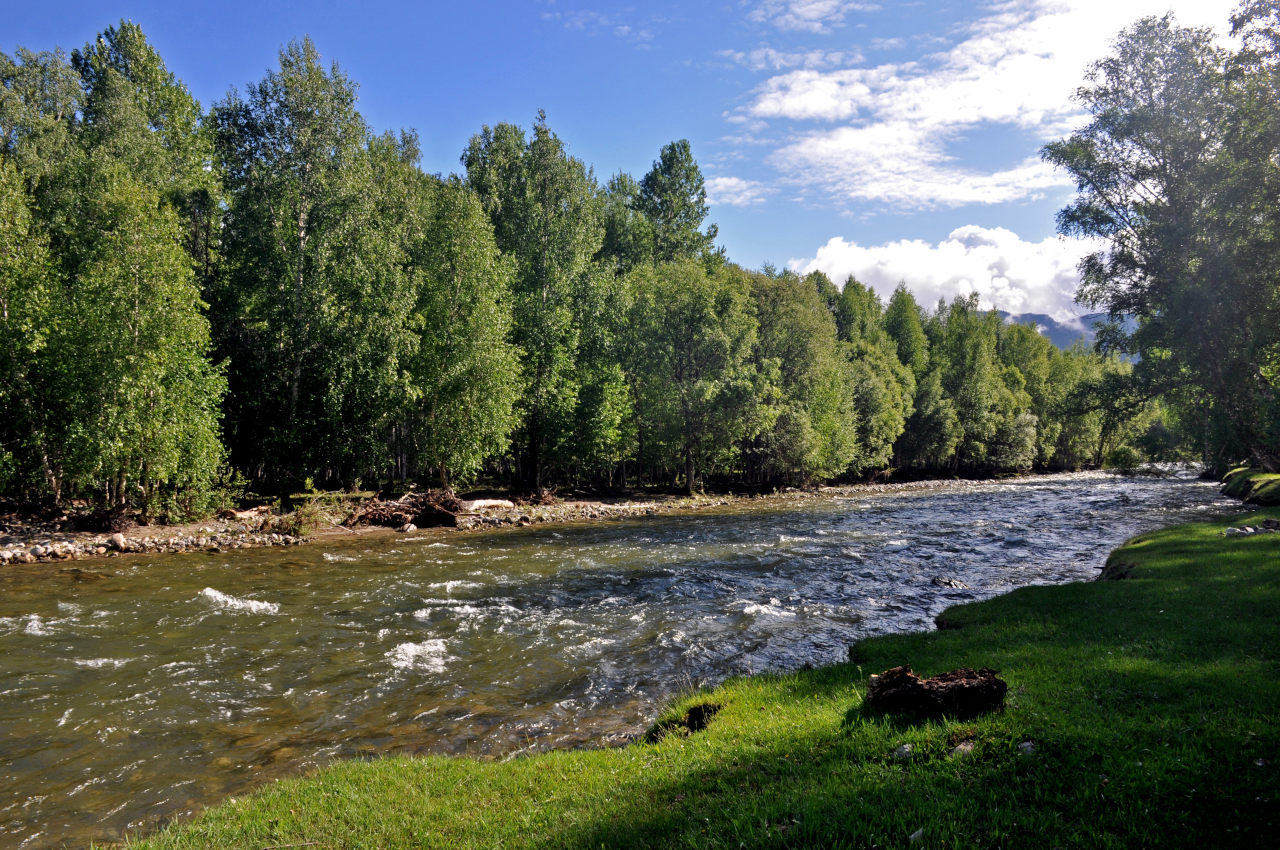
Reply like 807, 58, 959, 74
127, 507, 1279, 849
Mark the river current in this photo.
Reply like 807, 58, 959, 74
0, 471, 1239, 848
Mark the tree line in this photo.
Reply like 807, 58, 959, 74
0, 24, 1182, 517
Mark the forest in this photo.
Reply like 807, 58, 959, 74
2, 9, 1277, 518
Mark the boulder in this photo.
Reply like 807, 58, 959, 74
108, 532, 128, 552
865, 665, 1007, 719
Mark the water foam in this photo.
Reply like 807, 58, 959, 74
74, 658, 130, 669
23, 614, 55, 636
199, 587, 280, 615
743, 598, 797, 618
387, 639, 451, 673
426, 580, 483, 594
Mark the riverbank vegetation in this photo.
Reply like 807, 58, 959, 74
126, 509, 1279, 848
5, 15, 1243, 522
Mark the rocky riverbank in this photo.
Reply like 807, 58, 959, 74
0, 518, 306, 564
0, 475, 1029, 565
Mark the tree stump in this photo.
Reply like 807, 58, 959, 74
865, 665, 1007, 718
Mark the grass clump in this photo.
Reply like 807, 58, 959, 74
128, 509, 1280, 849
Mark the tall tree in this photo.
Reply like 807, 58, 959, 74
463, 112, 609, 490
34, 153, 225, 511
212, 37, 416, 485
748, 268, 856, 484
400, 174, 521, 486
636, 139, 718, 263
625, 259, 760, 494
1044, 13, 1280, 471
597, 171, 654, 275
71, 22, 221, 286
0, 47, 81, 184
835, 277, 914, 475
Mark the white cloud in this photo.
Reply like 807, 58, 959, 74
869, 36, 904, 50
719, 46, 861, 71
771, 123, 1066, 207
706, 176, 769, 206
749, 1, 881, 34
741, 0, 1238, 208
792, 225, 1106, 322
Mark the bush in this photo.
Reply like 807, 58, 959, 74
1105, 445, 1143, 473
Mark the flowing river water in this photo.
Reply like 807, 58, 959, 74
0, 471, 1240, 848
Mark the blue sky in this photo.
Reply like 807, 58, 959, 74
8, 0, 1239, 322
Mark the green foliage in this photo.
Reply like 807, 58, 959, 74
747, 268, 857, 484
212, 38, 417, 485
41, 153, 226, 511
463, 112, 610, 489
596, 172, 654, 275
1104, 444, 1143, 473
400, 176, 521, 485
624, 259, 760, 493
0, 21, 1188, 510
1044, 11, 1280, 472
636, 139, 718, 263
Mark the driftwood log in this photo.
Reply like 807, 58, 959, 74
865, 665, 1007, 718
350, 490, 465, 529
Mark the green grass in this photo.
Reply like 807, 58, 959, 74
1222, 467, 1280, 504
126, 509, 1280, 849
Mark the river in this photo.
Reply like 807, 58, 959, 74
0, 470, 1239, 848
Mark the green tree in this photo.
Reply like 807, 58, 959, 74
748, 268, 856, 484
212, 38, 416, 485
934, 295, 1026, 471
636, 139, 718, 263
401, 175, 521, 486
38, 153, 225, 511
625, 259, 760, 494
883, 283, 929, 380
0, 159, 53, 496
597, 171, 654, 275
0, 47, 81, 184
463, 112, 609, 490
1044, 12, 1280, 472
71, 22, 220, 284
834, 277, 914, 476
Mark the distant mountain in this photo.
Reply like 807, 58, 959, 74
997, 311, 1130, 352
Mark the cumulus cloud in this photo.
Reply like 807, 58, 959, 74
706, 176, 769, 206
792, 225, 1106, 322
749, 1, 881, 34
742, 0, 1237, 208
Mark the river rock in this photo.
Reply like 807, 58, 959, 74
397, 523, 417, 533
865, 665, 1007, 719
107, 533, 127, 552
931, 576, 968, 589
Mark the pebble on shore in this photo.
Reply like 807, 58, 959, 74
0, 528, 303, 565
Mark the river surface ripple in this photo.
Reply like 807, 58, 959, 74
0, 470, 1240, 848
